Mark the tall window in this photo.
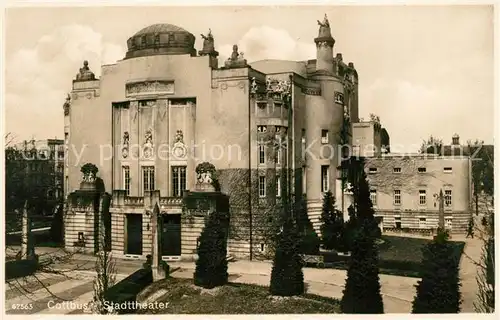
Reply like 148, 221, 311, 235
276, 134, 282, 165
123, 166, 130, 196
394, 189, 401, 205
259, 176, 266, 198
142, 166, 155, 195
418, 217, 427, 228
172, 166, 187, 197
259, 144, 265, 164
370, 189, 377, 206
321, 165, 329, 193
445, 190, 452, 207
321, 129, 329, 144
276, 175, 281, 197
419, 190, 426, 205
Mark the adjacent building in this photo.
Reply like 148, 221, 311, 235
5, 139, 64, 214
341, 132, 475, 234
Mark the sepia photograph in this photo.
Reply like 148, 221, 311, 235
2, 2, 496, 316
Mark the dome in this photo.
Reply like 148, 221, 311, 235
125, 23, 196, 59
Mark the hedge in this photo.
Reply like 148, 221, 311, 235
5, 259, 39, 280
103, 268, 153, 314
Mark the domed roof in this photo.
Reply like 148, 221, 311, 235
125, 23, 196, 60
133, 23, 190, 36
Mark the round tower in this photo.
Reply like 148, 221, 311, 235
314, 14, 335, 73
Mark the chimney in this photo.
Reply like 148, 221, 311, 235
452, 134, 460, 146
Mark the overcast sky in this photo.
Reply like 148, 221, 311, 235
4, 5, 494, 150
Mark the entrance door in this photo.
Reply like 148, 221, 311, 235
126, 214, 143, 255
162, 214, 181, 256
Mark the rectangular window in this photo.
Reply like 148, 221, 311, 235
395, 216, 402, 229
123, 166, 130, 196
321, 165, 329, 193
259, 144, 265, 165
444, 167, 453, 173
445, 217, 453, 229
418, 167, 427, 173
276, 135, 282, 165
321, 130, 329, 144
418, 217, 427, 228
334, 92, 344, 104
419, 190, 426, 206
276, 175, 281, 197
142, 166, 155, 195
393, 167, 402, 173
369, 167, 378, 174
259, 176, 266, 198
445, 190, 452, 207
394, 190, 401, 205
171, 166, 187, 197
301, 129, 306, 161
370, 190, 377, 206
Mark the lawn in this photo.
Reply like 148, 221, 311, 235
321, 235, 465, 278
136, 277, 340, 314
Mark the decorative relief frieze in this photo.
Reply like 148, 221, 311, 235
126, 80, 174, 97
172, 130, 187, 160
142, 128, 154, 159
122, 131, 130, 159
71, 90, 99, 100
302, 87, 321, 96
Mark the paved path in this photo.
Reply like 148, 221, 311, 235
6, 228, 485, 315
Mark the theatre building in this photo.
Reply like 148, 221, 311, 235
64, 16, 362, 260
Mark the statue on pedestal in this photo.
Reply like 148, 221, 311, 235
63, 94, 71, 116
224, 44, 247, 68
75, 60, 96, 82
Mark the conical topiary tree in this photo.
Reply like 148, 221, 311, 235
294, 196, 320, 255
341, 218, 384, 314
269, 215, 304, 296
354, 169, 381, 239
412, 229, 462, 313
320, 191, 344, 251
194, 211, 228, 289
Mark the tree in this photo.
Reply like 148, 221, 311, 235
351, 162, 381, 239
474, 211, 495, 313
194, 211, 229, 289
293, 195, 320, 255
340, 218, 384, 313
412, 229, 461, 313
49, 201, 64, 244
269, 215, 304, 296
91, 193, 117, 315
419, 135, 443, 155
319, 191, 344, 251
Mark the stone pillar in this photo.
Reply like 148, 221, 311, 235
21, 201, 35, 260
183, 164, 230, 260
438, 189, 445, 230
151, 202, 165, 281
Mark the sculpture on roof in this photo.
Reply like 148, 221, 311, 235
224, 44, 247, 68
75, 60, 96, 82
63, 94, 71, 116
317, 13, 330, 28
200, 29, 215, 52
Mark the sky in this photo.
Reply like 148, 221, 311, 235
4, 5, 495, 150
